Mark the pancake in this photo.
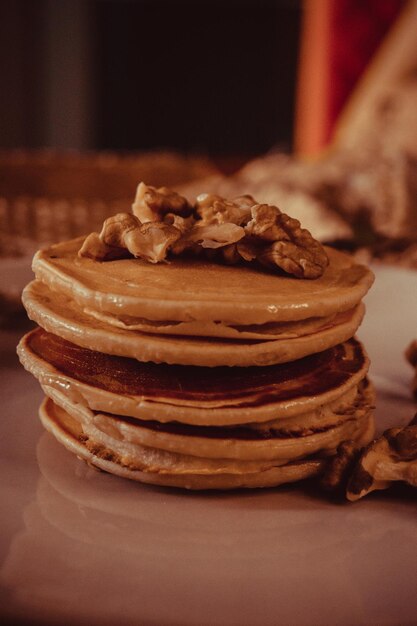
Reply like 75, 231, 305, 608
39, 398, 375, 490
23, 280, 366, 367
20, 192, 375, 491
18, 328, 370, 426
83, 304, 359, 341
42, 381, 375, 462
33, 237, 374, 326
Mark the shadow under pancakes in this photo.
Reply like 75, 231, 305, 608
2, 431, 416, 626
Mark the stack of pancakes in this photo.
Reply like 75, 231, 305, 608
18, 236, 375, 489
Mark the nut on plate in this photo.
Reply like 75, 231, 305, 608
346, 415, 417, 501
405, 340, 417, 399
320, 440, 362, 495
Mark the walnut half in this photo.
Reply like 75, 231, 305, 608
245, 204, 329, 279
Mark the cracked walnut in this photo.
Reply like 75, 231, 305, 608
79, 182, 329, 279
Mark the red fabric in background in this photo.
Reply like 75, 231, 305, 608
326, 0, 405, 143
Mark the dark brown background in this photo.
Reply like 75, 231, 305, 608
0, 0, 301, 156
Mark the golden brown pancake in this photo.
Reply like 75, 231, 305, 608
23, 279, 366, 367
42, 380, 375, 463
82, 305, 359, 341
18, 328, 370, 426
33, 238, 373, 325
38, 398, 374, 490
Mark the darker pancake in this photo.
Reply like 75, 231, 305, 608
89, 379, 371, 441
27, 328, 366, 407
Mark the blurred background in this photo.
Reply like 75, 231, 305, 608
1, 0, 410, 156
1, 0, 303, 156
0, 0, 416, 311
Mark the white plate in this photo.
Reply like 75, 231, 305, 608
0, 265, 416, 626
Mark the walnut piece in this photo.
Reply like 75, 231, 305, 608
184, 222, 245, 249
245, 204, 329, 278
132, 182, 192, 223
320, 440, 362, 495
80, 182, 329, 278
405, 340, 417, 399
195, 193, 255, 225
79, 232, 130, 261
346, 414, 417, 501
79, 212, 181, 263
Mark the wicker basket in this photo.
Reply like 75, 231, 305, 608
0, 149, 217, 256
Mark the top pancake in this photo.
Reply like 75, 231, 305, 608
33, 237, 374, 326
